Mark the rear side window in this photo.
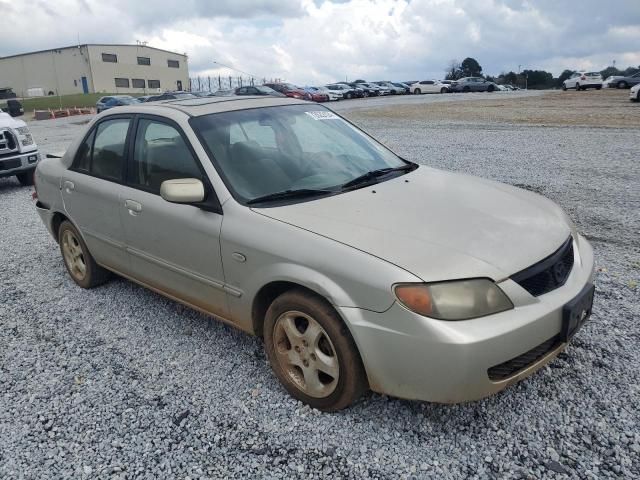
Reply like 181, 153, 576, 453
90, 119, 130, 181
130, 119, 202, 194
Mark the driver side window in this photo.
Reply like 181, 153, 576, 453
130, 119, 203, 194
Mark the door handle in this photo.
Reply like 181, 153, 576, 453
62, 180, 74, 192
124, 199, 142, 214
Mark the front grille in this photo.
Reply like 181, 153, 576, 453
0, 159, 21, 171
511, 237, 574, 296
0, 129, 18, 154
488, 335, 561, 381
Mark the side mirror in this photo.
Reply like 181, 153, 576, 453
160, 178, 205, 204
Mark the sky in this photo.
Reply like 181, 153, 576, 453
1, 0, 639, 85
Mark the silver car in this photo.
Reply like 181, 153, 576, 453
34, 96, 595, 411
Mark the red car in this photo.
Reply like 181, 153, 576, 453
263, 83, 308, 100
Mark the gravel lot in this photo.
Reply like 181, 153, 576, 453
1, 92, 639, 479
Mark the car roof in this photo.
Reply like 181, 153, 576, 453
99, 95, 310, 118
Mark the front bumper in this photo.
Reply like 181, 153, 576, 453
340, 234, 595, 403
0, 150, 40, 178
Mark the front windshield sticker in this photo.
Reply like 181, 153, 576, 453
305, 111, 340, 120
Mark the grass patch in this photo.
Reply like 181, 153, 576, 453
1, 93, 144, 111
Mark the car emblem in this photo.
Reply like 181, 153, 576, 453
552, 261, 568, 284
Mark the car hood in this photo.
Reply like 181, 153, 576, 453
0, 111, 26, 129
254, 167, 572, 282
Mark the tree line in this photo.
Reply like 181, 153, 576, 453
445, 57, 640, 89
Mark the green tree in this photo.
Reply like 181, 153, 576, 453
445, 59, 461, 80
556, 69, 574, 87
460, 57, 482, 77
522, 69, 554, 89
600, 66, 622, 79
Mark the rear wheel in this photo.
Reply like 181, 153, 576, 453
617, 81, 628, 89
16, 169, 35, 186
487, 85, 494, 92
575, 83, 581, 91
440, 87, 448, 93
596, 86, 601, 90
58, 220, 110, 288
264, 289, 367, 411
414, 88, 421, 94
463, 86, 471, 93
562, 84, 567, 91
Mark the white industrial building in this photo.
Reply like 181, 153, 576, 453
0, 44, 189, 97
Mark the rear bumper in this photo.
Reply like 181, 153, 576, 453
340, 234, 595, 404
35, 201, 56, 239
0, 150, 40, 178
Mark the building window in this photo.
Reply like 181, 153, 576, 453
102, 53, 118, 63
115, 78, 130, 88
74, 79, 78, 87
137, 57, 151, 66
132, 79, 146, 89
148, 80, 161, 89
167, 59, 180, 68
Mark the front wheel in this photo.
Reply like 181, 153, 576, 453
414, 88, 421, 94
487, 85, 494, 92
562, 84, 567, 91
463, 86, 471, 92
440, 87, 448, 93
264, 290, 367, 411
58, 220, 111, 289
617, 81, 628, 89
575, 83, 581, 91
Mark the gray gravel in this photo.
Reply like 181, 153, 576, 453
1, 99, 639, 479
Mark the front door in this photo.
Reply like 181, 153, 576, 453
61, 117, 132, 273
81, 76, 89, 94
176, 80, 183, 91
119, 116, 228, 317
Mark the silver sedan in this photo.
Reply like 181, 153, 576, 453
34, 96, 595, 411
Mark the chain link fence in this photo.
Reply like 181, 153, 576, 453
188, 76, 284, 93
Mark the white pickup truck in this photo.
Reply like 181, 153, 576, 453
0, 110, 39, 185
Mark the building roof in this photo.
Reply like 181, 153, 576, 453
0, 44, 188, 61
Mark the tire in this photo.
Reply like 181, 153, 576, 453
463, 86, 471, 93
575, 83, 581, 91
414, 88, 421, 94
617, 81, 628, 89
562, 84, 567, 91
487, 85, 494, 92
440, 87, 448, 93
16, 169, 35, 186
264, 289, 367, 411
58, 220, 110, 289
363, 91, 369, 98
346, 92, 352, 99
596, 86, 601, 90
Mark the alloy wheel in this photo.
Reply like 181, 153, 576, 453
272, 310, 339, 398
61, 229, 87, 281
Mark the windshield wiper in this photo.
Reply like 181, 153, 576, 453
340, 163, 417, 190
246, 188, 335, 205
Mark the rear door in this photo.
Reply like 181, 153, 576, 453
119, 115, 229, 317
61, 116, 132, 273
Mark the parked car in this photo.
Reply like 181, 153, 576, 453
263, 83, 307, 99
0, 108, 39, 185
235, 85, 285, 97
305, 86, 338, 101
0, 87, 17, 99
325, 84, 358, 99
34, 95, 595, 411
338, 83, 365, 98
374, 81, 404, 95
96, 96, 140, 112
410, 80, 450, 94
630, 83, 640, 102
603, 72, 640, 89
301, 88, 330, 102
391, 82, 411, 94
350, 82, 379, 97
562, 72, 602, 91
449, 77, 498, 93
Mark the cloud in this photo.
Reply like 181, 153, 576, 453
1, 0, 639, 86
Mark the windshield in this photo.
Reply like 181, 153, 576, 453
191, 104, 407, 204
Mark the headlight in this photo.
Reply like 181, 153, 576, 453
394, 279, 513, 320
16, 126, 30, 135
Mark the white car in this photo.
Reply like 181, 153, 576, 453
630, 84, 640, 102
562, 72, 602, 91
410, 80, 449, 94
0, 109, 40, 185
